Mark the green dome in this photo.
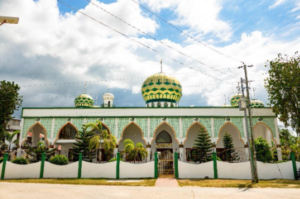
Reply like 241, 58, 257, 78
230, 94, 248, 107
141, 73, 182, 103
250, 100, 265, 108
75, 94, 94, 107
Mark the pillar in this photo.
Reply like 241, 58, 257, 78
174, 152, 179, 178
114, 148, 118, 159
154, 152, 158, 178
39, 152, 46, 179
116, 152, 120, 179
147, 147, 151, 162
78, 153, 82, 179
277, 147, 282, 161
291, 152, 298, 180
1, 153, 8, 179
212, 152, 218, 179
179, 147, 183, 161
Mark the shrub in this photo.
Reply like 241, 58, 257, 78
0, 157, 3, 163
12, 157, 28, 165
49, 154, 69, 165
108, 157, 123, 162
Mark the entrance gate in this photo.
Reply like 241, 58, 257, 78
158, 149, 174, 177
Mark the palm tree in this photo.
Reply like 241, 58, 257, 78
88, 121, 117, 161
123, 139, 148, 163
4, 130, 19, 152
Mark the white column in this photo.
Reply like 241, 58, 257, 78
179, 147, 184, 161
211, 118, 214, 138
244, 148, 249, 161
18, 118, 24, 148
114, 148, 118, 158
277, 147, 282, 161
274, 118, 280, 144
50, 118, 55, 139
147, 148, 151, 162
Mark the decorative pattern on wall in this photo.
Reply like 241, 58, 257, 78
53, 118, 67, 138
167, 118, 180, 137
214, 118, 226, 137
40, 118, 53, 138
71, 118, 85, 131
118, 118, 129, 138
103, 118, 116, 135
150, 118, 162, 137
135, 118, 148, 137
231, 118, 244, 137
22, 118, 37, 139
199, 118, 212, 136
86, 118, 99, 124
181, 118, 195, 137
261, 118, 276, 138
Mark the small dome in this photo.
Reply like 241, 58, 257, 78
230, 94, 248, 107
103, 93, 114, 100
141, 72, 182, 103
75, 94, 94, 107
250, 100, 265, 108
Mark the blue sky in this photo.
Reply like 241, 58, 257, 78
1, 0, 300, 119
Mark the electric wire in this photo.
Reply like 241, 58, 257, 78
129, 0, 243, 64
57, 0, 236, 84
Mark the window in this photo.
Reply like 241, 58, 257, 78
157, 102, 161, 107
59, 124, 77, 139
108, 101, 111, 107
156, 130, 172, 143
164, 102, 168, 107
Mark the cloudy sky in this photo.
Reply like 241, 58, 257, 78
1, 0, 300, 118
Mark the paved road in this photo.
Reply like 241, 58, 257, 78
0, 182, 299, 199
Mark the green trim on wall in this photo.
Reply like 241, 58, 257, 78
116, 152, 120, 179
212, 152, 218, 179
1, 153, 8, 179
174, 152, 179, 178
78, 153, 82, 179
39, 153, 46, 179
181, 118, 195, 137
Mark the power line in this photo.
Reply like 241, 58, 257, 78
129, 0, 243, 64
57, 0, 236, 84
85, 0, 237, 78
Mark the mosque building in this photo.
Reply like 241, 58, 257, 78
19, 70, 282, 162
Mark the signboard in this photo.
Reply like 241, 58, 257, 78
156, 143, 172, 148
0, 16, 19, 24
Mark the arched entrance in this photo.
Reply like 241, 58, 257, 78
253, 122, 277, 145
118, 122, 146, 162
151, 122, 179, 177
216, 122, 245, 161
183, 122, 209, 162
21, 122, 49, 148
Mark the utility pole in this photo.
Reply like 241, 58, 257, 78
239, 63, 259, 183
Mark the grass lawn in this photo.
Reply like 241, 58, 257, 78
1, 178, 156, 186
178, 179, 300, 188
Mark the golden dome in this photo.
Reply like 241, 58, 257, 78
230, 94, 248, 107
250, 100, 265, 108
141, 73, 182, 103
75, 93, 94, 107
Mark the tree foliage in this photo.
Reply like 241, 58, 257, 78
26, 141, 57, 162
88, 121, 116, 161
222, 132, 240, 162
4, 130, 19, 152
0, 81, 23, 140
265, 52, 300, 136
123, 139, 148, 163
192, 126, 212, 163
72, 125, 96, 162
254, 137, 273, 163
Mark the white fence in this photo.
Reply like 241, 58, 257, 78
178, 160, 298, 180
82, 161, 116, 179
44, 162, 78, 178
120, 161, 154, 178
5, 162, 40, 179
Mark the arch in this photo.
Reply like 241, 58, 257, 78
183, 121, 208, 145
156, 130, 172, 143
150, 121, 179, 145
53, 122, 78, 146
216, 121, 245, 146
252, 122, 277, 145
118, 122, 147, 146
21, 122, 50, 147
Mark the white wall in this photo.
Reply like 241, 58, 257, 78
120, 161, 154, 178
296, 161, 300, 170
44, 161, 78, 178
218, 161, 251, 179
82, 161, 116, 179
178, 161, 214, 179
4, 162, 40, 179
257, 161, 294, 180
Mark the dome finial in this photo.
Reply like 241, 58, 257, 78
84, 83, 87, 94
160, 59, 163, 73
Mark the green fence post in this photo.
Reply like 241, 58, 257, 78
291, 152, 298, 180
78, 153, 82, 179
116, 152, 120, 179
174, 152, 179, 179
1, 153, 8, 180
212, 152, 218, 179
154, 152, 158, 178
39, 152, 46, 179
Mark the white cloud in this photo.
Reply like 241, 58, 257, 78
140, 0, 232, 42
269, 0, 288, 9
1, 0, 300, 112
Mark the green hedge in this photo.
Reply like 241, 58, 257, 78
49, 154, 69, 165
12, 157, 28, 165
